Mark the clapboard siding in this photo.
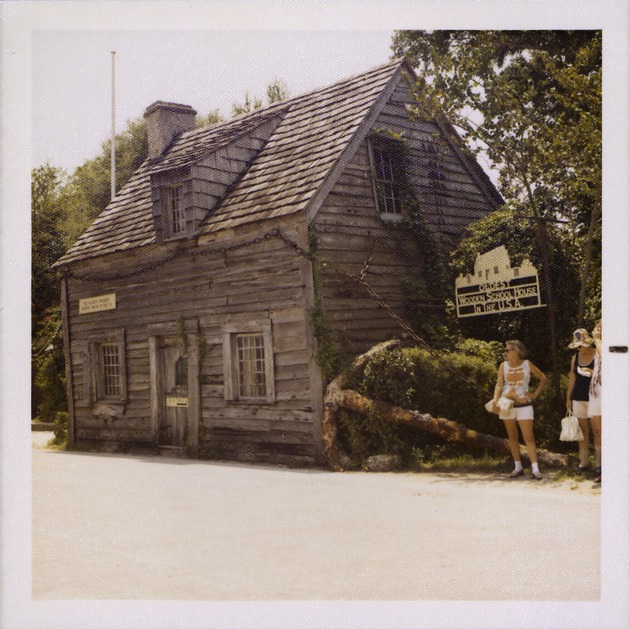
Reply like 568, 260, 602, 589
66, 211, 318, 461
312, 77, 498, 356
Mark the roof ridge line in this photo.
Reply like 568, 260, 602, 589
194, 111, 290, 231
148, 106, 289, 174
196, 57, 407, 133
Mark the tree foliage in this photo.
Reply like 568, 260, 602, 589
32, 308, 67, 420
31, 118, 150, 419
392, 31, 601, 221
231, 91, 263, 117
32, 167, 69, 418
232, 78, 290, 116
266, 77, 290, 104
392, 30, 602, 326
63, 117, 149, 243
196, 109, 226, 127
32, 164, 67, 322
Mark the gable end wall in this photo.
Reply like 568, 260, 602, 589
313, 79, 498, 357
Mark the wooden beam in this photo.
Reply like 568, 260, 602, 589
60, 277, 75, 447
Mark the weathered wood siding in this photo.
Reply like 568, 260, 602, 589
376, 80, 496, 249
312, 78, 498, 356
64, 216, 321, 464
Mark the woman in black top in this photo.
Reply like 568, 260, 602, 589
566, 328, 597, 471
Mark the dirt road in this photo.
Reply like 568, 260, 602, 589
32, 447, 600, 602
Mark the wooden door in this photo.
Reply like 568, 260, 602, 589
158, 335, 188, 447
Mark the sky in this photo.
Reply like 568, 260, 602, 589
32, 29, 397, 173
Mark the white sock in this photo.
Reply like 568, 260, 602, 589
532, 462, 540, 474
514, 461, 523, 472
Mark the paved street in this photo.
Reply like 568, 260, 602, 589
32, 446, 600, 603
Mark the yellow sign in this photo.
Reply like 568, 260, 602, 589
166, 397, 188, 408
79, 293, 117, 314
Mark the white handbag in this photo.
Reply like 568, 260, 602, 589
485, 397, 514, 415
560, 412, 584, 441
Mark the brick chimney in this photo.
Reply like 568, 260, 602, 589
144, 101, 197, 159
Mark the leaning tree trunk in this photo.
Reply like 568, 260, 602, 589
322, 339, 401, 471
323, 340, 570, 471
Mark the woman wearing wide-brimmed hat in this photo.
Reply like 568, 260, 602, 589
565, 328, 597, 473
491, 340, 547, 480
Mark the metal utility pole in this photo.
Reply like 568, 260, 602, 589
111, 51, 116, 200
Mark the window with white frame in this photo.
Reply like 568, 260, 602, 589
88, 329, 127, 403
369, 137, 404, 217
223, 322, 275, 403
236, 333, 267, 398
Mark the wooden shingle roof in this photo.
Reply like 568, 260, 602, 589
55, 58, 410, 267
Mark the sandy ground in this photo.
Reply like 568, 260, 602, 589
31, 431, 55, 449
31, 438, 600, 603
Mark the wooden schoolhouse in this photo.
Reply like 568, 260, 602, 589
54, 58, 503, 464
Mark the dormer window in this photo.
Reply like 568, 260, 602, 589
150, 172, 193, 242
165, 185, 185, 236
369, 136, 404, 220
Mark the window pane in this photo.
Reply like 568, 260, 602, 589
372, 143, 402, 215
101, 343, 121, 397
236, 334, 267, 399
170, 186, 185, 234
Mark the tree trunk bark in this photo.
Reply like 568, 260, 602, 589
577, 204, 601, 327
329, 387, 569, 469
536, 216, 561, 402
322, 339, 400, 471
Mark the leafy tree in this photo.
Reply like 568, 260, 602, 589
32, 164, 67, 320
65, 117, 148, 238
32, 119, 149, 418
196, 109, 226, 127
392, 30, 601, 395
32, 307, 67, 421
266, 77, 290, 103
31, 165, 68, 417
232, 78, 290, 116
232, 91, 264, 117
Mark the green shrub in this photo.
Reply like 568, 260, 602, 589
50, 411, 68, 447
337, 408, 407, 466
360, 347, 500, 437
335, 346, 502, 465
32, 308, 67, 421
455, 337, 504, 365
359, 348, 419, 408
